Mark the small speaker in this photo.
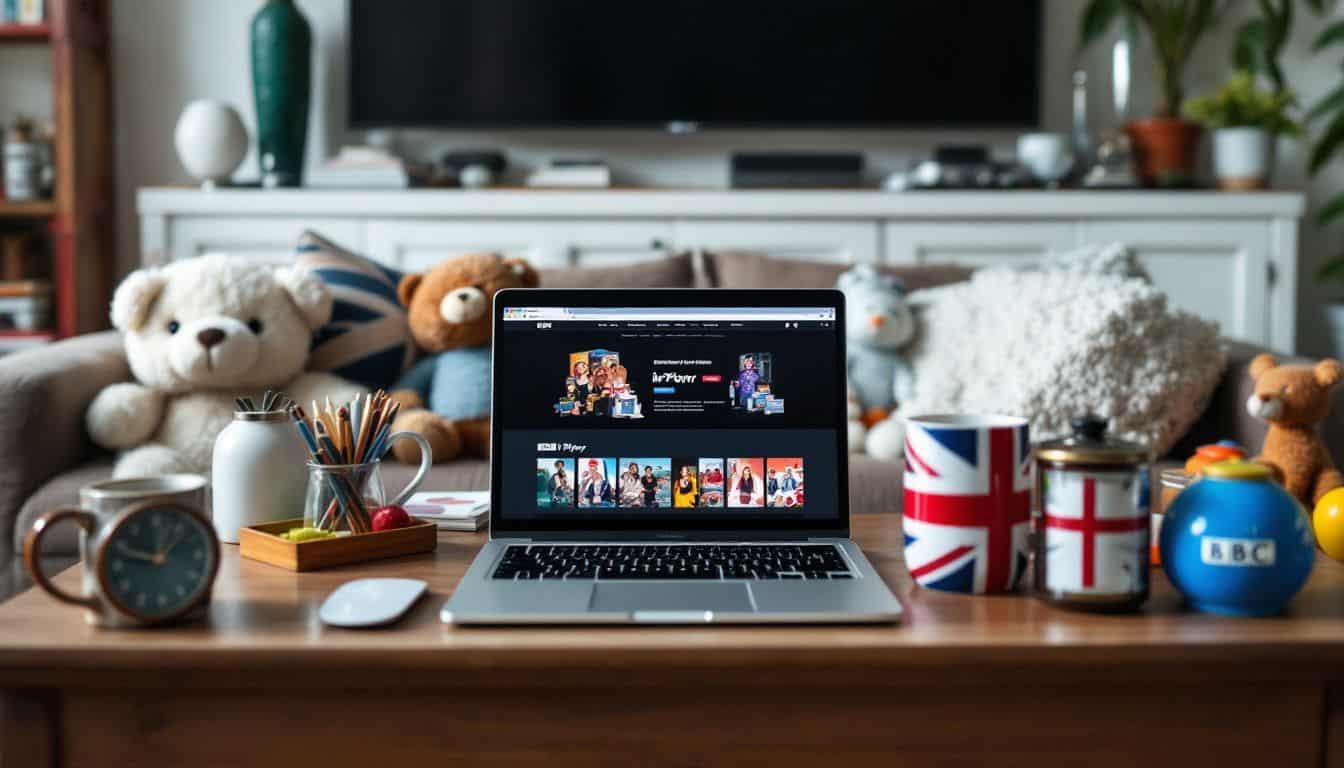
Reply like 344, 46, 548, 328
730, 152, 865, 189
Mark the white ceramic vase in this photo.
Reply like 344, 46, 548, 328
211, 410, 310, 543
173, 100, 248, 189
1213, 127, 1273, 191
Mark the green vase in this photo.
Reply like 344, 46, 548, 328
251, 0, 311, 187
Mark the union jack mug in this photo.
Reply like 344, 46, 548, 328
902, 414, 1032, 594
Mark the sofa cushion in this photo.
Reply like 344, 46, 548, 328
704, 250, 972, 291
538, 251, 695, 289
848, 455, 902, 516
295, 230, 416, 390
381, 459, 492, 500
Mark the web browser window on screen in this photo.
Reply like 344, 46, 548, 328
495, 305, 843, 531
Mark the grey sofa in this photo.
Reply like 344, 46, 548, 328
0, 251, 1334, 601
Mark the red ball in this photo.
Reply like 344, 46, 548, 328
370, 505, 412, 532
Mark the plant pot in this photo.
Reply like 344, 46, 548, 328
1212, 127, 1274, 191
1125, 118, 1203, 188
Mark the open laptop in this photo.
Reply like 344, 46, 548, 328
441, 289, 902, 624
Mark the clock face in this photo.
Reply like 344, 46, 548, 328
98, 502, 219, 622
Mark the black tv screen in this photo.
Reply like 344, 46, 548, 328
348, 0, 1041, 129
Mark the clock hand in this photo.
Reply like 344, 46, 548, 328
116, 541, 158, 562
156, 528, 185, 559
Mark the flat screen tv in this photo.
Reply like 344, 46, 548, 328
348, 0, 1041, 129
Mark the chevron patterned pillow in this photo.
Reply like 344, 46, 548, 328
293, 230, 415, 390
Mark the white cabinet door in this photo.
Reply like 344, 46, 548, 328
674, 220, 879, 263
365, 220, 673, 271
882, 222, 1078, 265
1079, 220, 1272, 345
163, 218, 366, 264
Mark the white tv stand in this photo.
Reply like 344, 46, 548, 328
138, 187, 1304, 351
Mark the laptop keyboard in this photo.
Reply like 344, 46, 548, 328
491, 543, 852, 581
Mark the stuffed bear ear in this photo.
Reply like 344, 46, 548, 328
397, 273, 423, 308
1316, 359, 1344, 389
110, 268, 167, 332
503, 258, 540, 288
275, 267, 333, 331
1249, 353, 1279, 379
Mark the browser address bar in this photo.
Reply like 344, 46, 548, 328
503, 307, 835, 321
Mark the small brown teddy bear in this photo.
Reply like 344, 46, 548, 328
388, 253, 538, 463
1246, 353, 1344, 506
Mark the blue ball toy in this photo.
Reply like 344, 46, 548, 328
1160, 461, 1315, 617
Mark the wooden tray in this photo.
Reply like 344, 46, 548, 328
238, 518, 437, 572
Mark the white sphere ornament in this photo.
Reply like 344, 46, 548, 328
173, 100, 248, 189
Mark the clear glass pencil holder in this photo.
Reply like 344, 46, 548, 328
304, 461, 381, 532
301, 431, 433, 533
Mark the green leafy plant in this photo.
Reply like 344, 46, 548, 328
1302, 0, 1344, 285
1232, 0, 1299, 93
1079, 0, 1231, 119
1184, 71, 1302, 134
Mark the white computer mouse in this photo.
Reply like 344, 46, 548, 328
319, 578, 428, 628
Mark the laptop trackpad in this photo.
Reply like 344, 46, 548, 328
590, 583, 754, 617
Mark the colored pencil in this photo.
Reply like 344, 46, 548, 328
338, 407, 354, 463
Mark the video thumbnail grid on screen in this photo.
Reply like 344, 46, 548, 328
536, 456, 805, 510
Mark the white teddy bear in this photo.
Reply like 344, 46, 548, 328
836, 264, 917, 459
87, 255, 366, 478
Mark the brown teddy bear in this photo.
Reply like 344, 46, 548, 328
388, 253, 538, 463
1246, 353, 1344, 506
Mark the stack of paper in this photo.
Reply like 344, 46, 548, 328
525, 159, 611, 188
307, 146, 414, 189
404, 491, 489, 532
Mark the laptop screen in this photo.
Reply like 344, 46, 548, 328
490, 290, 848, 535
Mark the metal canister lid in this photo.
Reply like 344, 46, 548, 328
1035, 414, 1149, 466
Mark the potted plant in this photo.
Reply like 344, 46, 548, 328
1184, 72, 1300, 189
1079, 0, 1229, 187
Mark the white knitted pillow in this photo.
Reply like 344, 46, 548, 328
901, 266, 1224, 456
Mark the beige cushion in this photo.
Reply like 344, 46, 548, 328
704, 250, 972, 291
538, 252, 695, 289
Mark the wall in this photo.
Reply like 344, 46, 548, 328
104, 0, 1344, 354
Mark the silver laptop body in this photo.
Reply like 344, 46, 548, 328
443, 289, 902, 624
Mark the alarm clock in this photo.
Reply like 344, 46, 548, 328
26, 498, 220, 627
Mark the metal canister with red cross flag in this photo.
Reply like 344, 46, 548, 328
1035, 415, 1151, 612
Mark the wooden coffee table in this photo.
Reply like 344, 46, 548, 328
2, 514, 1343, 767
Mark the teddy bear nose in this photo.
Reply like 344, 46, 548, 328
868, 314, 886, 328
196, 328, 226, 348
455, 290, 474, 302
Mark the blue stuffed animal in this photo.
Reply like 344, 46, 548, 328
836, 264, 916, 456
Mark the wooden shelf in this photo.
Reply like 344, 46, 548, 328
0, 23, 50, 42
0, 200, 55, 218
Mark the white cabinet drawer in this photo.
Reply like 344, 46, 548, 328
365, 220, 673, 271
883, 222, 1078, 265
1080, 220, 1271, 344
164, 217, 365, 265
674, 220, 878, 263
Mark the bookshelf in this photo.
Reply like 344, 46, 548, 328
0, 22, 49, 40
0, 200, 55, 217
0, 0, 112, 342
